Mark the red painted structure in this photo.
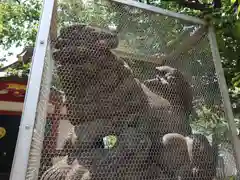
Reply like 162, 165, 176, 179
0, 76, 63, 179
0, 78, 26, 114
0, 47, 64, 178
0, 77, 27, 179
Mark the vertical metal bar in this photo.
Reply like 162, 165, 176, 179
26, 42, 54, 180
208, 26, 240, 171
9, 0, 55, 180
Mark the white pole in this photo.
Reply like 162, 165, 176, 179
208, 26, 240, 172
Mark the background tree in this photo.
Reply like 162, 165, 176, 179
0, 0, 240, 176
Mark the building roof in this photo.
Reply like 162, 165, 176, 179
0, 46, 33, 79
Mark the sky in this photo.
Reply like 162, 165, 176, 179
0, 45, 23, 77
1, 45, 23, 66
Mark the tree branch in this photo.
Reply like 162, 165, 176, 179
162, 26, 207, 65
112, 27, 207, 66
111, 49, 164, 65
180, 0, 211, 11
161, 0, 211, 11
212, 0, 222, 9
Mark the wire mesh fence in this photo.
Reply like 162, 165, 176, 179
16, 0, 239, 179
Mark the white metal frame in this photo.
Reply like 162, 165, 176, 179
9, 0, 55, 179
112, 0, 206, 25
208, 26, 240, 171
26, 40, 55, 179
9, 0, 240, 179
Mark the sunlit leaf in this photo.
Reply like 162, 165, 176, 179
233, 73, 240, 87
103, 135, 117, 149
232, 21, 240, 39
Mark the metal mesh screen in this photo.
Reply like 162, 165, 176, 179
25, 40, 54, 179
25, 0, 238, 179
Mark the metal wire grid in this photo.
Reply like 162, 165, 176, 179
25, 40, 54, 180
10, 0, 240, 180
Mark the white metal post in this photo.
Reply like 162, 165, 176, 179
9, 0, 55, 179
208, 26, 240, 172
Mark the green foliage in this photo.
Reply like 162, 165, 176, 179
5, 62, 30, 77
151, 0, 240, 119
103, 135, 118, 149
0, 0, 41, 50
191, 106, 229, 142
0, 0, 40, 77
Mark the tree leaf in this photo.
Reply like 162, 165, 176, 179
232, 0, 237, 4
233, 73, 240, 87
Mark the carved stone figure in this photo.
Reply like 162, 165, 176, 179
40, 24, 215, 180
